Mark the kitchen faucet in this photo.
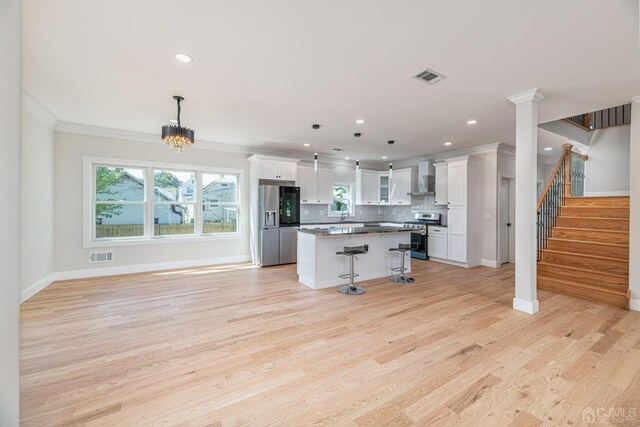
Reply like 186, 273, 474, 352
340, 205, 349, 222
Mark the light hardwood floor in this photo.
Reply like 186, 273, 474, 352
21, 261, 640, 426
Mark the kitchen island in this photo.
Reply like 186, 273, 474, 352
297, 226, 415, 289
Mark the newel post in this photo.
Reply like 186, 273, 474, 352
562, 143, 573, 198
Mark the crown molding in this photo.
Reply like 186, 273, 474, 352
391, 142, 502, 169
55, 121, 386, 168
507, 88, 546, 105
631, 96, 640, 104
22, 90, 59, 129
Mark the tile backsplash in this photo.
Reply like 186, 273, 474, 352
300, 194, 448, 225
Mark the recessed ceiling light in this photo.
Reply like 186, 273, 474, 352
382, 156, 388, 159
544, 147, 552, 151
174, 53, 193, 63
345, 157, 350, 160
444, 141, 452, 146
355, 119, 365, 124
304, 143, 310, 147
354, 133, 362, 137
467, 119, 477, 125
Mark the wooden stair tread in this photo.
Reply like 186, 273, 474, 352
559, 216, 629, 221
552, 227, 628, 234
541, 249, 630, 263
537, 260, 629, 280
546, 237, 628, 248
537, 275, 628, 296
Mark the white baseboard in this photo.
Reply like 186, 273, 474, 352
630, 298, 640, 312
513, 297, 540, 314
429, 257, 470, 268
481, 259, 500, 268
20, 273, 57, 303
20, 255, 251, 303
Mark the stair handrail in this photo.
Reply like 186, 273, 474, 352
536, 144, 589, 261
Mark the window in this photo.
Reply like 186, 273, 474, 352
153, 170, 196, 236
86, 158, 242, 246
95, 166, 146, 238
329, 183, 353, 217
202, 173, 238, 234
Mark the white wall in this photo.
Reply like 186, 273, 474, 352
479, 151, 498, 265
0, 0, 21, 422
21, 106, 55, 296
54, 132, 251, 275
584, 125, 630, 196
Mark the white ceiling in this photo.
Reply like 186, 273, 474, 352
23, 0, 640, 161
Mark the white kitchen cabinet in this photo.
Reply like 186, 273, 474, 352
428, 226, 448, 259
298, 166, 333, 204
447, 161, 467, 206
316, 168, 334, 204
447, 206, 467, 262
250, 156, 298, 181
390, 168, 412, 205
434, 162, 448, 206
356, 171, 379, 205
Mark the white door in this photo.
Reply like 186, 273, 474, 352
508, 178, 516, 263
428, 235, 447, 259
390, 169, 411, 205
447, 161, 467, 206
298, 167, 312, 203
499, 177, 515, 264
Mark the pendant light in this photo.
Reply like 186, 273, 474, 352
355, 159, 360, 175
162, 95, 194, 152
389, 163, 393, 179
314, 153, 318, 172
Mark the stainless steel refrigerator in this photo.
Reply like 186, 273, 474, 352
258, 185, 300, 266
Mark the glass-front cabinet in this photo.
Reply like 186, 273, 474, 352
379, 175, 389, 204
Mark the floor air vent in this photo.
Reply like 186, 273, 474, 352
414, 68, 446, 85
90, 252, 113, 263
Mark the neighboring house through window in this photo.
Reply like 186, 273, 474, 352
329, 183, 353, 217
87, 158, 242, 246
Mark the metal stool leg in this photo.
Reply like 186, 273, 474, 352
390, 250, 414, 283
339, 254, 366, 295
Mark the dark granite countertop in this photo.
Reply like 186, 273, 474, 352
300, 220, 402, 225
298, 225, 415, 236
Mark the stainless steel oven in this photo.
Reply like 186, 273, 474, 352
403, 213, 442, 260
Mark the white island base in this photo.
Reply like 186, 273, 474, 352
297, 230, 412, 290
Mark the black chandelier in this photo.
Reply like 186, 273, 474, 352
162, 95, 194, 152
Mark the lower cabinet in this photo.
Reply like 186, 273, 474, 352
428, 226, 448, 259
447, 206, 467, 263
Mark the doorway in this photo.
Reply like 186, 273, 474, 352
499, 177, 515, 265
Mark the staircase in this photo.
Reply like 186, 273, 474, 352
537, 196, 630, 309
535, 143, 630, 309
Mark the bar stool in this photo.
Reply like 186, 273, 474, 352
389, 242, 417, 283
336, 244, 369, 295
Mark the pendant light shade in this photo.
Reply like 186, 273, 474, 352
314, 153, 318, 172
162, 96, 194, 152
355, 159, 360, 174
389, 163, 393, 179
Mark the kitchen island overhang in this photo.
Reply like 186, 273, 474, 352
297, 226, 415, 290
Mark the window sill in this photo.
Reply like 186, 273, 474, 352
84, 232, 243, 248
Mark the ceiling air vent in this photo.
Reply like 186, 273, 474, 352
89, 251, 113, 263
414, 68, 446, 85
332, 148, 344, 152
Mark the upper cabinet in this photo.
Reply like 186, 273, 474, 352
298, 165, 334, 204
356, 168, 412, 205
447, 160, 467, 206
434, 162, 448, 206
249, 155, 299, 181
356, 171, 378, 205
389, 168, 412, 205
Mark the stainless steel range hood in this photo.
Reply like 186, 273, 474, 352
407, 161, 435, 196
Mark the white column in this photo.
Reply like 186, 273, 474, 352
507, 89, 545, 314
629, 97, 640, 312
0, 0, 21, 423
